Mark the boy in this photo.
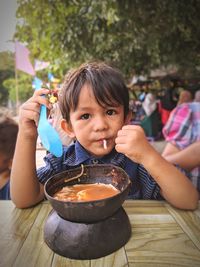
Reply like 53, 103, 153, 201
10, 62, 198, 209
0, 112, 18, 199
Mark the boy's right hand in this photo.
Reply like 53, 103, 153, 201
18, 89, 52, 139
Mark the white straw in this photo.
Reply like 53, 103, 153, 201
103, 139, 107, 149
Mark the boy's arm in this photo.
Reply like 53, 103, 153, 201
115, 125, 199, 210
10, 88, 51, 208
10, 130, 44, 208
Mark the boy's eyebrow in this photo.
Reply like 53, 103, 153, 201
76, 105, 119, 111
75, 106, 92, 111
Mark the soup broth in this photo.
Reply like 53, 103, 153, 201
53, 183, 120, 202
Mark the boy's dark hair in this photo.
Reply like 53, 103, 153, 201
0, 114, 18, 159
59, 61, 129, 122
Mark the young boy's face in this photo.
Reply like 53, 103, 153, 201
62, 84, 129, 157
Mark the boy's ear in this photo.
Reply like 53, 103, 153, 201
61, 119, 76, 138
124, 111, 132, 125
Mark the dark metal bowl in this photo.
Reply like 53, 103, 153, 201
44, 164, 131, 223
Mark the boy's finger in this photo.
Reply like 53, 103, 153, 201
33, 88, 50, 97
27, 95, 52, 109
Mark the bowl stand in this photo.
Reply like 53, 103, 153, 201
44, 207, 131, 260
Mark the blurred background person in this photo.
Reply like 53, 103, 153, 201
158, 80, 178, 126
0, 112, 18, 200
177, 89, 193, 105
163, 141, 200, 194
194, 90, 200, 102
133, 93, 162, 140
162, 91, 200, 191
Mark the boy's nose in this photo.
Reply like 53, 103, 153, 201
93, 116, 108, 131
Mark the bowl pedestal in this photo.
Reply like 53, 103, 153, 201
44, 207, 131, 260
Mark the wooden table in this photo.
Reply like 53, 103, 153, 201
0, 200, 200, 267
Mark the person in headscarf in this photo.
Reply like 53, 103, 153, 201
134, 93, 157, 122
138, 93, 162, 138
142, 93, 157, 116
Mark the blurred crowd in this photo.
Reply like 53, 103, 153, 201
128, 79, 200, 193
128, 79, 200, 140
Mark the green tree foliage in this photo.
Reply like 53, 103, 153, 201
14, 0, 200, 79
0, 52, 34, 106
0, 52, 15, 105
3, 74, 33, 104
0, 52, 14, 70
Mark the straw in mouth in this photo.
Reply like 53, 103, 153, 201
103, 139, 107, 149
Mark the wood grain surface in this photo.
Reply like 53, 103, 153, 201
0, 200, 199, 267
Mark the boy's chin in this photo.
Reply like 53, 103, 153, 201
86, 148, 112, 158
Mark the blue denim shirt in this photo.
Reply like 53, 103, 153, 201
37, 141, 162, 200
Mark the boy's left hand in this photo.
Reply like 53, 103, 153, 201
115, 125, 154, 164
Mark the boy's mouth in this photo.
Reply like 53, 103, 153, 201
97, 138, 109, 149
103, 139, 107, 149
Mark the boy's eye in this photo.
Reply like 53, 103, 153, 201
80, 113, 90, 120
107, 109, 116, 116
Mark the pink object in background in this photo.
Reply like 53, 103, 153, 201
34, 59, 50, 71
15, 41, 35, 76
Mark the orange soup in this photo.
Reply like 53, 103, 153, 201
53, 183, 120, 202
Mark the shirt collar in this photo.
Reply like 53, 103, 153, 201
63, 141, 126, 168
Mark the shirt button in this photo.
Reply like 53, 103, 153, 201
92, 159, 99, 164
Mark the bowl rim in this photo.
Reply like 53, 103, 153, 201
44, 164, 131, 204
